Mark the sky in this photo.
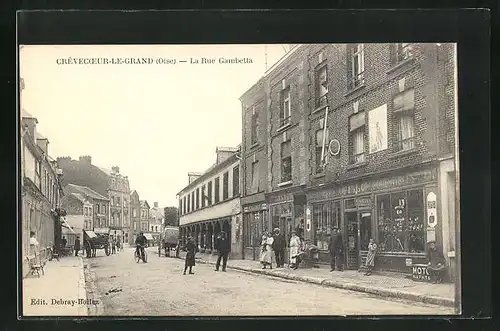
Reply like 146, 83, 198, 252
20, 44, 292, 208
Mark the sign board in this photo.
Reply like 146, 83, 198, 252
427, 192, 437, 228
405, 258, 413, 267
305, 207, 311, 232
412, 264, 432, 282
328, 139, 341, 156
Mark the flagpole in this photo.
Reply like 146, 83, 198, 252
320, 106, 329, 167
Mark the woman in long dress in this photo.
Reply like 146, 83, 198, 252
364, 238, 377, 276
289, 231, 301, 269
259, 233, 273, 269
183, 237, 196, 275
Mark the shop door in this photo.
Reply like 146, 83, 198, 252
280, 216, 292, 263
345, 211, 359, 269
359, 212, 372, 251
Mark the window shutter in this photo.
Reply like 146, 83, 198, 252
349, 112, 365, 131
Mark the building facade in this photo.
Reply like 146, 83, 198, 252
21, 109, 64, 275
60, 192, 93, 231
129, 190, 141, 245
240, 43, 458, 277
56, 157, 131, 244
149, 202, 164, 241
63, 184, 110, 230
177, 147, 242, 258
139, 200, 150, 232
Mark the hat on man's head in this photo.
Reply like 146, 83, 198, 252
273, 228, 280, 233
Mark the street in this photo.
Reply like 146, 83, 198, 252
85, 247, 455, 316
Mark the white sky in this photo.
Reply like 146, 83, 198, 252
20, 44, 291, 208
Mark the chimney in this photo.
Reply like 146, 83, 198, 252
215, 146, 238, 164
36, 138, 49, 154
22, 116, 38, 140
188, 172, 203, 184
111, 166, 120, 174
78, 155, 92, 164
154, 202, 158, 208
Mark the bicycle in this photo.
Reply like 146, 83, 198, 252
134, 245, 148, 263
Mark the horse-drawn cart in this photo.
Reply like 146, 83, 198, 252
83, 229, 110, 257
159, 226, 179, 257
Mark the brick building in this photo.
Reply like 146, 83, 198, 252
21, 109, 64, 276
56, 157, 131, 244
240, 43, 458, 277
177, 147, 242, 258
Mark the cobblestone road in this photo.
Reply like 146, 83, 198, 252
85, 247, 455, 316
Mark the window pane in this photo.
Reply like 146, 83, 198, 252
407, 190, 425, 253
281, 141, 291, 158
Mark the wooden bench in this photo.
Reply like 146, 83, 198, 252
26, 254, 45, 277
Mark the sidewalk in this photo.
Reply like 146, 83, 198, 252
22, 255, 88, 316
178, 251, 456, 308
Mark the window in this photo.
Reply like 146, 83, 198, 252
201, 185, 206, 208
315, 129, 328, 173
347, 44, 365, 89
280, 140, 292, 183
133, 222, 137, 230
222, 172, 229, 200
250, 161, 259, 194
207, 181, 213, 205
116, 197, 121, 206
316, 65, 328, 108
251, 111, 259, 145
312, 201, 341, 250
183, 196, 187, 213
187, 195, 191, 212
195, 188, 200, 209
232, 166, 239, 197
350, 128, 365, 163
280, 87, 291, 127
377, 190, 425, 253
110, 197, 114, 206
116, 214, 120, 224
393, 89, 415, 151
214, 177, 220, 203
191, 191, 195, 211
102, 204, 106, 215
133, 208, 137, 217
393, 43, 413, 64
96, 204, 100, 214
35, 161, 41, 188
179, 196, 184, 213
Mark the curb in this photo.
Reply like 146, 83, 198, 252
82, 258, 106, 316
77, 257, 88, 316
188, 257, 454, 307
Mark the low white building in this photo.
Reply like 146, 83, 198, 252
177, 146, 242, 258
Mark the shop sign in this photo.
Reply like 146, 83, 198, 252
308, 169, 436, 202
356, 197, 372, 209
427, 192, 437, 228
261, 203, 267, 210
412, 265, 431, 282
405, 258, 413, 266
305, 207, 311, 232
268, 193, 293, 205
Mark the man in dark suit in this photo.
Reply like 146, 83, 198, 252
74, 236, 81, 256
272, 228, 286, 268
328, 227, 344, 271
214, 231, 230, 272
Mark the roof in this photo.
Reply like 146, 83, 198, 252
98, 167, 113, 176
35, 132, 46, 140
130, 190, 138, 196
67, 183, 109, 201
21, 109, 36, 119
140, 200, 150, 209
150, 207, 164, 219
70, 193, 87, 204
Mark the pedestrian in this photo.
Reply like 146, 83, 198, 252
259, 233, 274, 269
214, 231, 230, 272
175, 239, 181, 258
116, 238, 121, 253
296, 219, 305, 241
61, 236, 67, 248
84, 239, 92, 258
183, 236, 196, 275
111, 237, 116, 254
29, 231, 40, 259
74, 236, 81, 257
364, 238, 377, 276
426, 240, 447, 283
328, 227, 344, 271
272, 228, 286, 268
289, 230, 301, 269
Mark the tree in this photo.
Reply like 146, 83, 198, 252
163, 207, 179, 226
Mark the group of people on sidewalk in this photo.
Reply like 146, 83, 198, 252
182, 230, 231, 275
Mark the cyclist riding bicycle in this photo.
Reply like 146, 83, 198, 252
135, 231, 147, 263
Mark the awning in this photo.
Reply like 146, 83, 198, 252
84, 230, 97, 238
61, 217, 77, 235
144, 233, 154, 240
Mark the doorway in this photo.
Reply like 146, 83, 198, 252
345, 211, 359, 269
359, 211, 372, 251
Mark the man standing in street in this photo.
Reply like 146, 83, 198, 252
328, 227, 344, 271
214, 231, 230, 272
272, 228, 286, 268
74, 236, 81, 256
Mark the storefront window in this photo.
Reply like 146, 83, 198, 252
312, 200, 341, 250
377, 189, 425, 253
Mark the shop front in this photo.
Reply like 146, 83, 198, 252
266, 187, 307, 263
179, 216, 232, 254
242, 197, 268, 261
306, 166, 440, 274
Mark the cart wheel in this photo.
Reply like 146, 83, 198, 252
105, 246, 110, 256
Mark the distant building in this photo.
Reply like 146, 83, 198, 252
63, 184, 110, 230
129, 190, 141, 245
177, 146, 242, 258
149, 202, 163, 241
60, 192, 94, 231
56, 157, 131, 244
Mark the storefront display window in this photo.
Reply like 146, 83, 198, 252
377, 189, 425, 253
312, 200, 341, 250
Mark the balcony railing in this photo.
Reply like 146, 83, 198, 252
394, 137, 416, 152
279, 115, 291, 128
349, 152, 366, 164
317, 94, 328, 109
